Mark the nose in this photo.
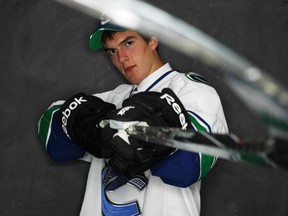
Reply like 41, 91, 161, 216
118, 49, 128, 63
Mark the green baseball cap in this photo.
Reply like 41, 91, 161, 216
89, 15, 126, 51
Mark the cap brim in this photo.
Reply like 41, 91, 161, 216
89, 26, 126, 51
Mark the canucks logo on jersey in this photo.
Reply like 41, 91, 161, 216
185, 72, 209, 84
102, 167, 147, 216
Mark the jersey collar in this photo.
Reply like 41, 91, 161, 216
135, 63, 174, 92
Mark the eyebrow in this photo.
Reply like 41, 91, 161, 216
104, 36, 136, 52
119, 36, 136, 46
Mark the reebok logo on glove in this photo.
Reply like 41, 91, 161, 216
160, 93, 188, 129
61, 96, 87, 137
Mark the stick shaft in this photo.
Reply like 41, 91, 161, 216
127, 126, 285, 170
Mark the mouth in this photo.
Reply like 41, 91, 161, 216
124, 65, 136, 73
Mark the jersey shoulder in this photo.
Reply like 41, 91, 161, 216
169, 71, 217, 96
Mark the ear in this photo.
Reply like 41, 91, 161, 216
149, 34, 159, 50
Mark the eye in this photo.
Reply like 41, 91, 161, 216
124, 40, 134, 47
106, 49, 117, 56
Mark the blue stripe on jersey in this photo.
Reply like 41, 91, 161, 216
151, 150, 200, 188
46, 110, 85, 161
145, 70, 174, 92
151, 111, 215, 186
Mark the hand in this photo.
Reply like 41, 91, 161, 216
107, 88, 192, 177
60, 92, 116, 158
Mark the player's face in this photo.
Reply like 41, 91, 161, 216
103, 30, 160, 84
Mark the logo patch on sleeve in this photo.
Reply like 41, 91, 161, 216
185, 72, 209, 84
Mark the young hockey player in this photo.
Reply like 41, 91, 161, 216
38, 14, 228, 216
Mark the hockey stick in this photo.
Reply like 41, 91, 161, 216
55, 0, 288, 139
126, 125, 288, 172
53, 0, 288, 171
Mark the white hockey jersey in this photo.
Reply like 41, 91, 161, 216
38, 63, 228, 216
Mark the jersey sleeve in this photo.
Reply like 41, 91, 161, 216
37, 102, 85, 161
151, 72, 228, 187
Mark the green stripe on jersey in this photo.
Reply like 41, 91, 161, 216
188, 113, 216, 180
38, 105, 61, 149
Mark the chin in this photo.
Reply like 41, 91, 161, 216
126, 77, 141, 85
129, 80, 140, 85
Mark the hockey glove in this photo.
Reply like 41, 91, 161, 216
60, 92, 116, 158
107, 88, 192, 177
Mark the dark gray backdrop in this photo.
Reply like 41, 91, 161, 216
1, 0, 288, 215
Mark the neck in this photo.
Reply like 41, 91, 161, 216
151, 52, 164, 74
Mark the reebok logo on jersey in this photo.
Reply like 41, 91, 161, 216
117, 106, 135, 116
160, 93, 188, 129
61, 96, 87, 138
